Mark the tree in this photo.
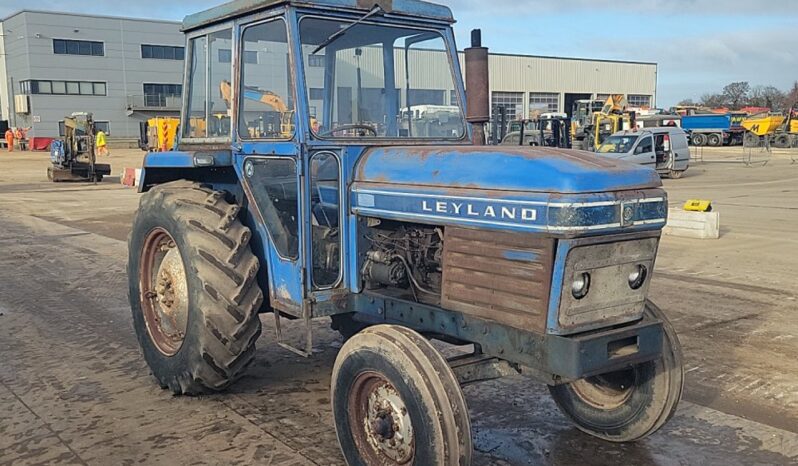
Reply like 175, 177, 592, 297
722, 81, 750, 109
700, 93, 726, 109
749, 85, 786, 110
677, 98, 696, 106
787, 81, 798, 107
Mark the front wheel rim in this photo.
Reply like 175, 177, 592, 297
570, 367, 639, 410
139, 228, 189, 356
348, 371, 415, 464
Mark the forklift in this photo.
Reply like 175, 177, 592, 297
48, 112, 111, 182
502, 113, 572, 148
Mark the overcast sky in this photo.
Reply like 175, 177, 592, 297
2, 0, 796, 107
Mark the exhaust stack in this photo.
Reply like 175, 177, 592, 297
465, 29, 489, 145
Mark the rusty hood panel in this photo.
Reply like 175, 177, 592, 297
354, 145, 662, 194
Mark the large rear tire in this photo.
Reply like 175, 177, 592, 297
706, 133, 722, 147
332, 325, 472, 465
744, 132, 760, 147
548, 301, 683, 442
128, 181, 263, 395
773, 134, 790, 149
691, 133, 707, 146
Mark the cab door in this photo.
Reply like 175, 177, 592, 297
234, 17, 307, 318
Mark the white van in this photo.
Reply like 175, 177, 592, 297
595, 127, 690, 178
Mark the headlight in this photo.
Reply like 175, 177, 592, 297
628, 265, 648, 290
571, 272, 591, 299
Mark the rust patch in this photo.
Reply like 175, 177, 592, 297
441, 227, 554, 333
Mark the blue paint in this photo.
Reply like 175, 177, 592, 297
546, 240, 572, 333
356, 146, 662, 194
502, 250, 539, 262
143, 151, 196, 168
681, 113, 745, 132
350, 186, 667, 234
143, 150, 234, 168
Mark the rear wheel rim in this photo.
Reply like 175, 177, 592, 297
570, 367, 638, 410
348, 371, 415, 464
139, 228, 189, 356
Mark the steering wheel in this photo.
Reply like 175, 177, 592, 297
319, 124, 378, 137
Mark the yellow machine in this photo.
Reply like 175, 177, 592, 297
141, 117, 180, 152
742, 113, 785, 137
684, 200, 713, 212
743, 107, 797, 148
590, 95, 637, 150
220, 80, 295, 138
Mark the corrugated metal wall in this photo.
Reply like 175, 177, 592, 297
330, 47, 657, 115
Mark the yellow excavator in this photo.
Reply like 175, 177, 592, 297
220, 80, 295, 138
585, 95, 637, 151
141, 81, 309, 149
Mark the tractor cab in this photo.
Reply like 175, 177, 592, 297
130, 1, 683, 463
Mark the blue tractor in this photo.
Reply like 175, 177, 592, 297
128, 1, 683, 463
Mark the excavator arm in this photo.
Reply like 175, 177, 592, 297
220, 80, 289, 113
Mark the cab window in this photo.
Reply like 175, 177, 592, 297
184, 28, 233, 139
239, 19, 295, 140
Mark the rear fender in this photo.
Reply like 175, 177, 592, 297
139, 150, 237, 194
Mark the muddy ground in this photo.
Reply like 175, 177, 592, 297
0, 147, 797, 465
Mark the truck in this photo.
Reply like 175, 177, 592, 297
128, 1, 684, 463
681, 112, 746, 146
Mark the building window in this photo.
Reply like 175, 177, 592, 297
491, 91, 524, 121
53, 39, 104, 56
143, 83, 183, 107
20, 80, 106, 96
141, 44, 185, 60
308, 54, 325, 67
59, 120, 110, 137
449, 89, 458, 105
628, 94, 652, 108
309, 88, 324, 101
529, 92, 559, 114
218, 49, 258, 64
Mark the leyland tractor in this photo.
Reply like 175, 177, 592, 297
128, 1, 684, 464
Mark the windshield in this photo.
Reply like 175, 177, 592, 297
597, 135, 638, 153
299, 17, 465, 140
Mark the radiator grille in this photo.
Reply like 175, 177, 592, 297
441, 227, 554, 332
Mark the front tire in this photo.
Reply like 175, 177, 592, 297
548, 301, 683, 442
128, 181, 263, 395
332, 325, 472, 465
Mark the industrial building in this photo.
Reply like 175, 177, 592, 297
0, 11, 185, 143
0, 10, 657, 141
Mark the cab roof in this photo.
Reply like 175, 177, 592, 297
183, 0, 454, 31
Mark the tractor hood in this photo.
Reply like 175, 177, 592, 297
351, 146, 667, 235
354, 145, 661, 193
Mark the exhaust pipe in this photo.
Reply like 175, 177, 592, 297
465, 29, 489, 145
